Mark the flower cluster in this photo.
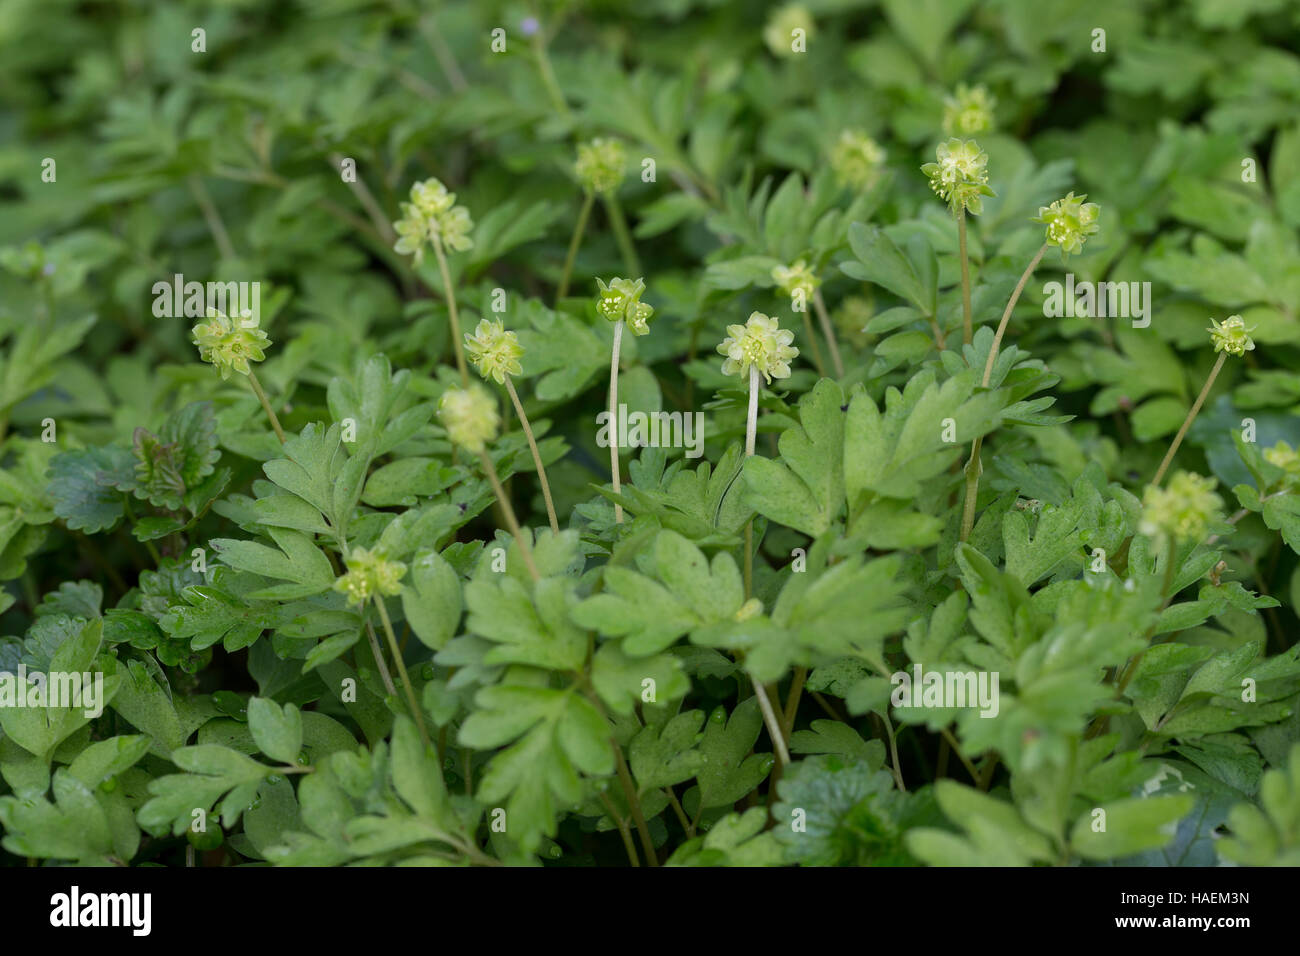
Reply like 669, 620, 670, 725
763, 4, 814, 57
393, 177, 474, 264
921, 138, 994, 216
574, 138, 627, 195
771, 260, 819, 304
332, 546, 407, 605
1139, 471, 1223, 549
718, 311, 799, 383
438, 383, 499, 453
1208, 315, 1255, 357
943, 84, 997, 136
191, 309, 271, 380
1033, 192, 1100, 256
465, 318, 524, 384
829, 130, 886, 190
596, 276, 654, 335
1264, 441, 1300, 488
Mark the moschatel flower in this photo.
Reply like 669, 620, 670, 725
763, 4, 814, 57
596, 276, 654, 334
718, 311, 799, 383
943, 84, 997, 136
438, 383, 499, 453
464, 318, 524, 384
192, 309, 270, 380
771, 260, 820, 303
1264, 440, 1300, 480
392, 178, 474, 263
575, 138, 627, 195
332, 546, 407, 605
922, 138, 994, 216
1033, 192, 1100, 256
829, 129, 886, 190
1139, 471, 1223, 548
1208, 315, 1255, 357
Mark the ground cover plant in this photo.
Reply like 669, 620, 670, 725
1, 0, 1300, 868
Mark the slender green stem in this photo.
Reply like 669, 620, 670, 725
959, 245, 1048, 542
613, 740, 658, 866
812, 290, 844, 378
608, 320, 625, 524
781, 666, 807, 739
959, 438, 984, 543
939, 727, 981, 784
598, 791, 641, 866
122, 498, 161, 564
476, 450, 540, 581
188, 174, 236, 261
364, 619, 399, 698
557, 192, 594, 303
246, 370, 286, 444
603, 194, 641, 277
374, 596, 431, 751
744, 365, 760, 597
504, 377, 559, 533
330, 152, 396, 244
957, 210, 973, 347
1152, 352, 1227, 487
982, 244, 1048, 387
882, 711, 906, 793
665, 787, 693, 837
419, 13, 468, 92
799, 309, 826, 377
531, 31, 572, 120
431, 236, 470, 386
751, 677, 791, 768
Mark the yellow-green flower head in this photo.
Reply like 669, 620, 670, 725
574, 138, 627, 195
772, 260, 820, 302
464, 318, 524, 384
1208, 315, 1256, 357
393, 203, 429, 263
1264, 440, 1300, 473
1139, 471, 1223, 548
332, 546, 407, 605
718, 311, 799, 383
191, 309, 271, 380
1033, 192, 1100, 256
438, 383, 499, 453
764, 3, 814, 57
830, 129, 886, 190
595, 276, 653, 334
921, 138, 994, 216
392, 178, 475, 262
943, 84, 997, 136
409, 179, 455, 218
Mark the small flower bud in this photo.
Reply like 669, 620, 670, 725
771, 260, 820, 302
1139, 471, 1223, 549
1207, 315, 1255, 357
943, 84, 997, 136
464, 318, 524, 384
574, 138, 627, 195
717, 311, 799, 383
1033, 192, 1100, 256
829, 130, 886, 190
1264, 441, 1300, 476
191, 309, 271, 380
763, 4, 814, 58
332, 546, 407, 605
438, 383, 499, 453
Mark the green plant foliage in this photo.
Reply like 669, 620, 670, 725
2, 0, 1299, 870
